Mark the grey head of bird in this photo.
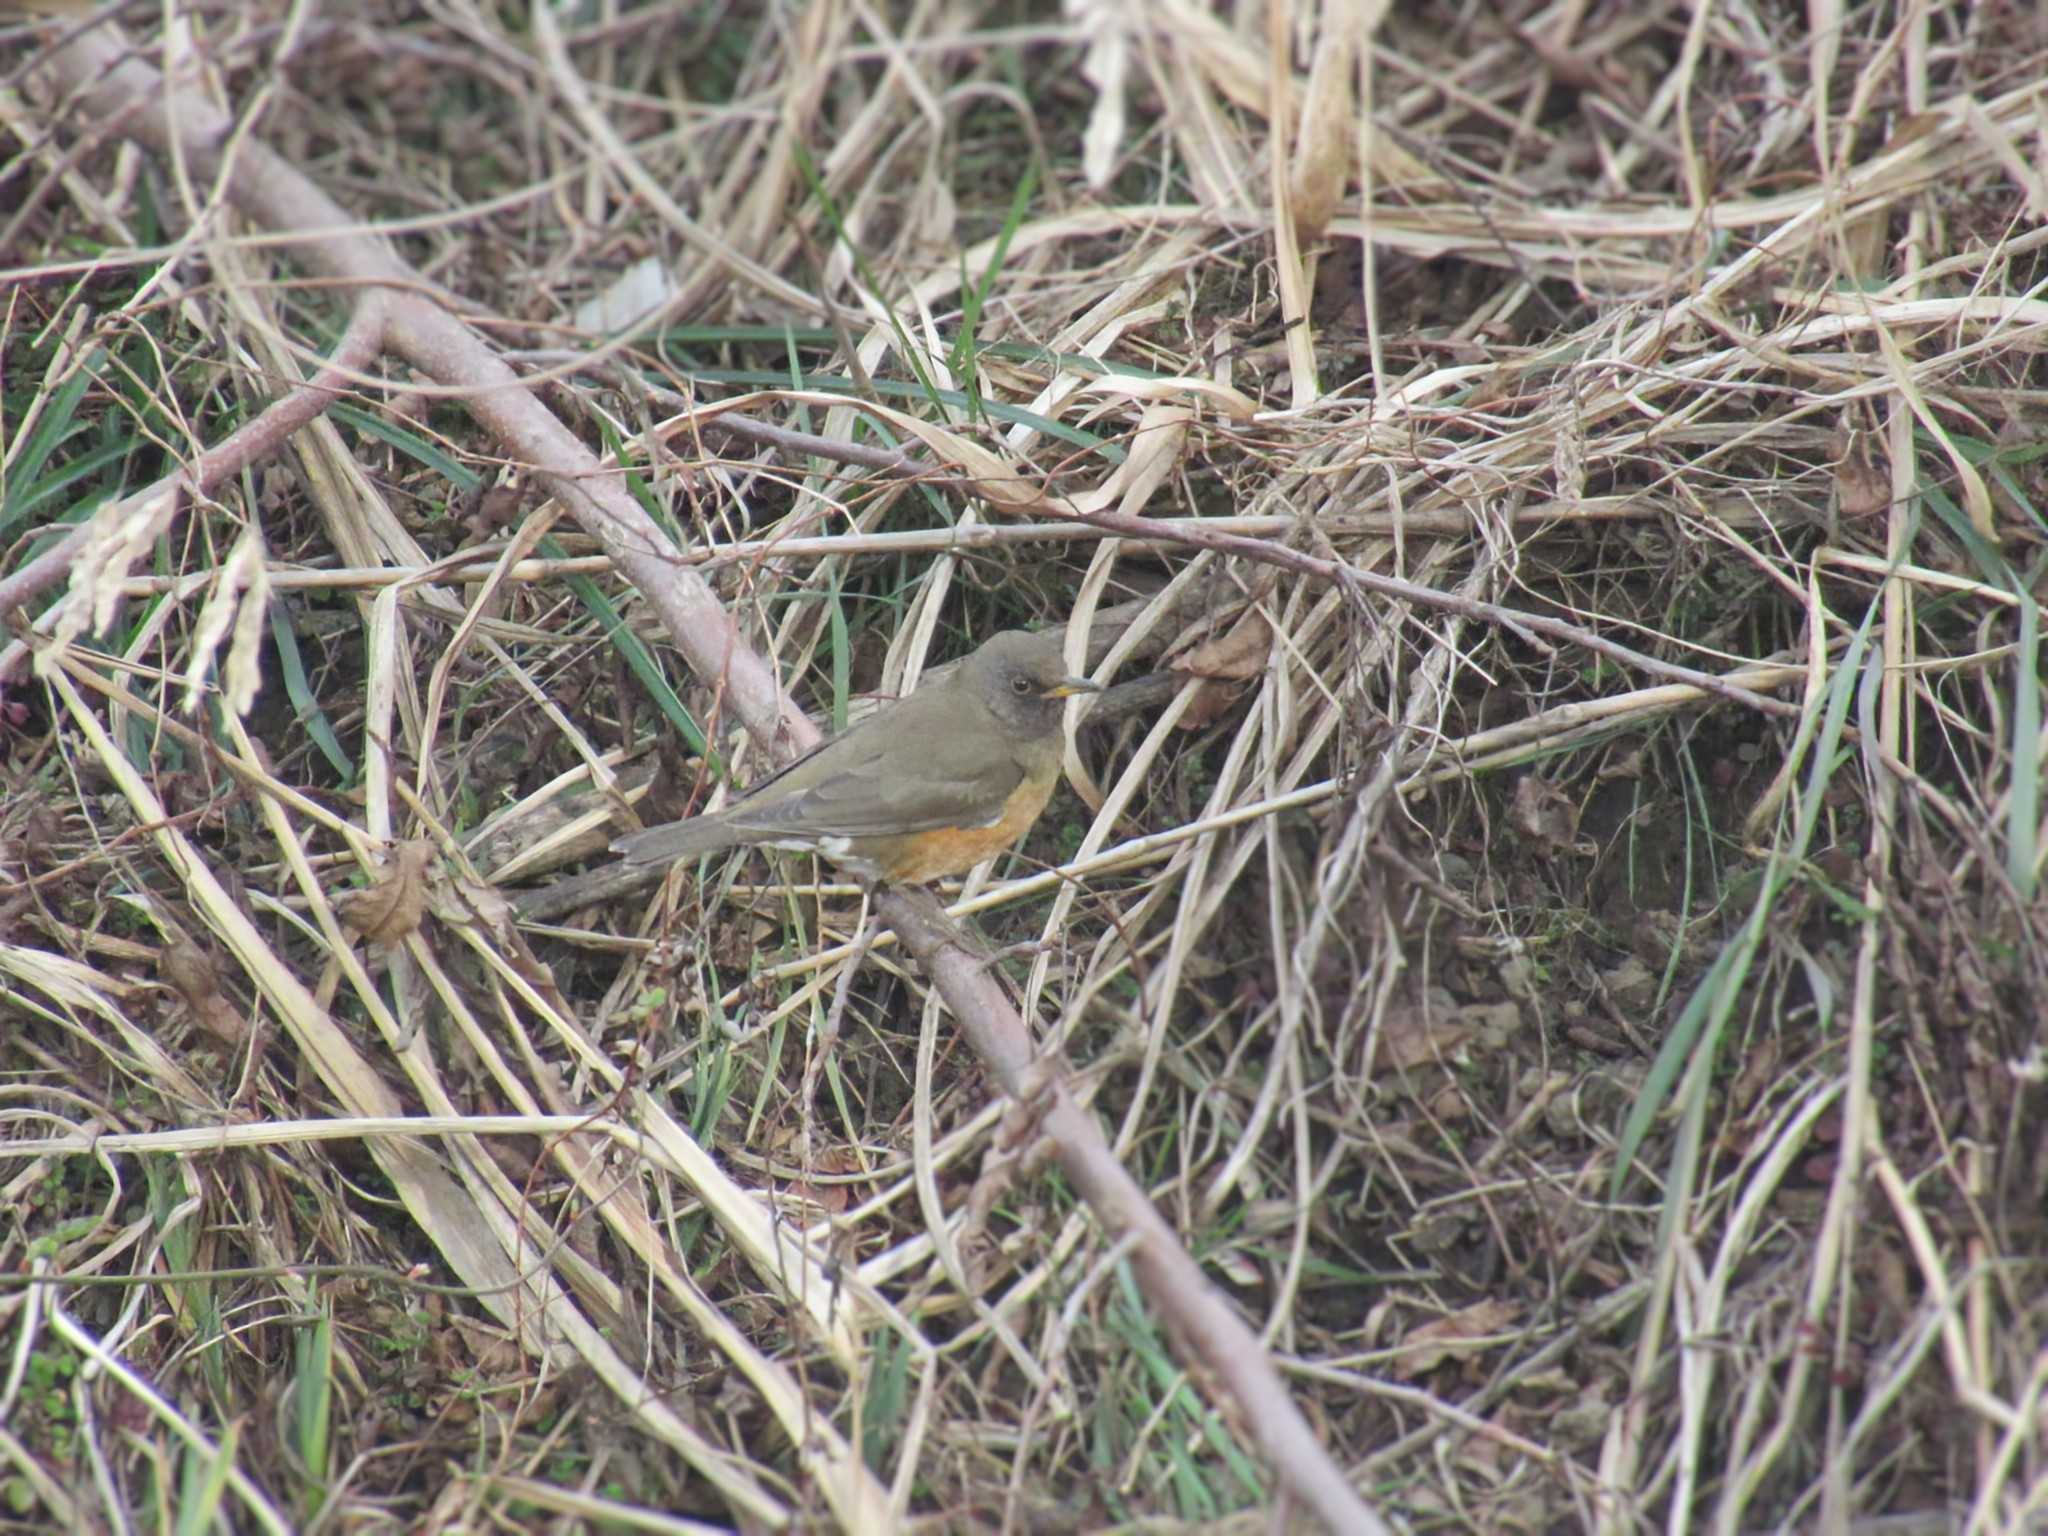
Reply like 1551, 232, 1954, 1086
958, 630, 1101, 740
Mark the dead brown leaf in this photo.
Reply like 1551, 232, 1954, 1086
1390, 1298, 1521, 1381
337, 839, 435, 946
1508, 774, 1584, 855
1173, 610, 1272, 682
160, 933, 246, 1044
1373, 995, 1478, 1073
1831, 426, 1891, 521
1171, 610, 1271, 730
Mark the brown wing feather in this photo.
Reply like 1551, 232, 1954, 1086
720, 708, 1026, 838
614, 673, 1026, 864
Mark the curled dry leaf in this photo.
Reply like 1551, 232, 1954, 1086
337, 839, 436, 947
1830, 426, 1891, 522
762, 1144, 865, 1220
1174, 609, 1273, 682
1390, 1298, 1521, 1381
160, 932, 248, 1044
572, 254, 679, 334
1089, 400, 1193, 517
1508, 773, 1584, 856
1597, 955, 1656, 1017
435, 869, 519, 943
1372, 996, 1479, 1074
1597, 743, 1647, 781
1170, 609, 1271, 730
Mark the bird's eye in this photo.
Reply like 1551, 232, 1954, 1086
1011, 675, 1033, 695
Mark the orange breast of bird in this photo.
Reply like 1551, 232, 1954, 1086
852, 765, 1062, 884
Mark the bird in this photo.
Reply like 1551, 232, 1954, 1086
612, 628, 1100, 885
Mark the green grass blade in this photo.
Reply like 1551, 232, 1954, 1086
954, 158, 1038, 377
1610, 597, 1880, 1197
1920, 483, 2043, 897
172, 1420, 239, 1536
292, 1303, 334, 1499
0, 352, 100, 539
860, 1329, 913, 1473
788, 137, 944, 410
536, 534, 705, 755
329, 403, 483, 491
1, 436, 137, 540
267, 600, 355, 780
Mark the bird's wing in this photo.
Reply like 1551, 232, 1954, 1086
614, 683, 1028, 865
722, 713, 1028, 838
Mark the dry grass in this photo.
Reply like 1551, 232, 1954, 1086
5, 1, 2048, 1531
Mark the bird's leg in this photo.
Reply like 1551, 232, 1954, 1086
821, 890, 882, 1055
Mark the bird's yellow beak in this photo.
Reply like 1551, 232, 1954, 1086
1042, 676, 1102, 700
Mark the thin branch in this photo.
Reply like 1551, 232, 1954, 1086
654, 394, 1801, 719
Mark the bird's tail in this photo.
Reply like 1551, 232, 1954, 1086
612, 815, 744, 866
